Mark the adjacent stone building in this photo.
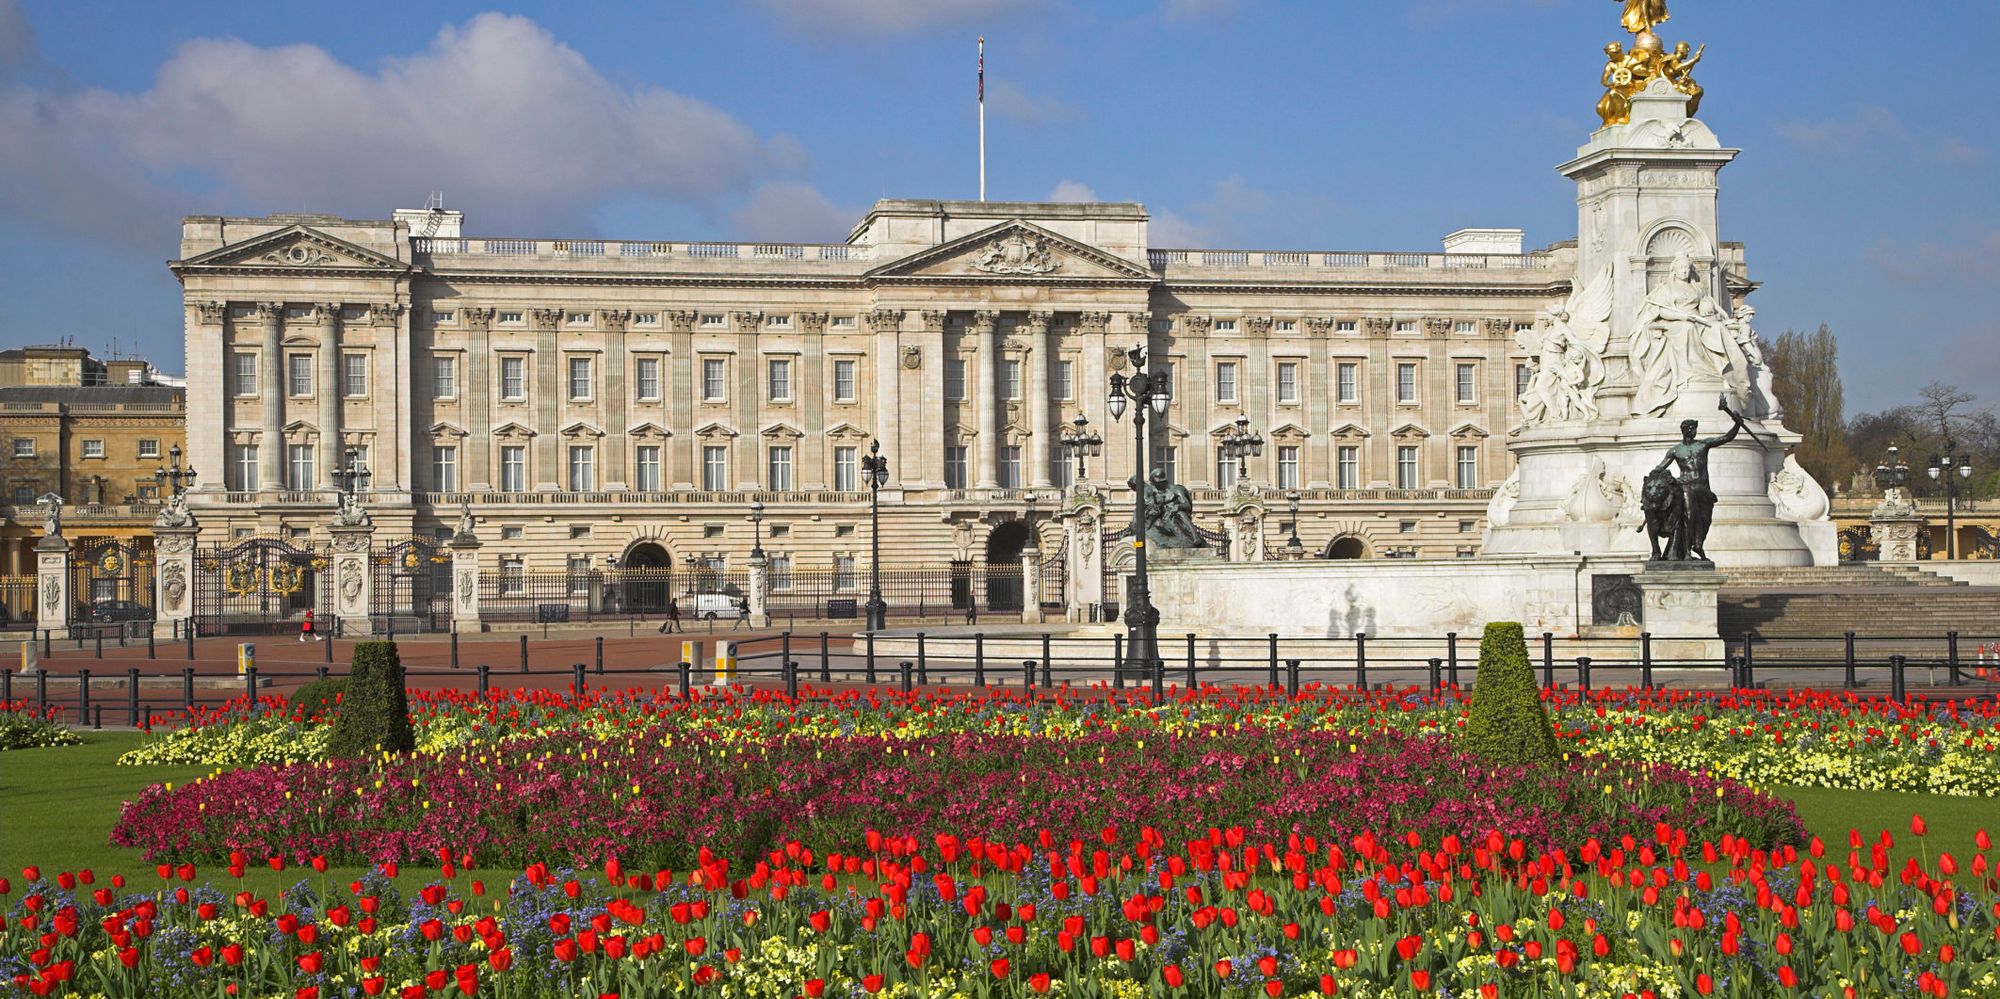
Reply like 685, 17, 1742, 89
170, 200, 1752, 599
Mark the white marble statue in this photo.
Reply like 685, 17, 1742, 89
1485, 469, 1521, 528
1768, 452, 1831, 523
1628, 251, 1767, 417
1561, 456, 1637, 525
1516, 264, 1613, 426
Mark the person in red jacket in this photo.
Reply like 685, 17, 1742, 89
300, 610, 319, 642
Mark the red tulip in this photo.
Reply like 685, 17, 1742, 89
1030, 974, 1052, 994
1911, 815, 1928, 837
990, 958, 1010, 979
1163, 965, 1185, 989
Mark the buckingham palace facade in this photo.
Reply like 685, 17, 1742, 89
170, 199, 1750, 585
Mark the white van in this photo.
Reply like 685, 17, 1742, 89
686, 592, 739, 620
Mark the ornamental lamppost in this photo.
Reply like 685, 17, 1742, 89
1928, 443, 1974, 560
1057, 415, 1103, 486
749, 499, 766, 560
860, 439, 890, 631
153, 444, 198, 496
1284, 489, 1304, 558
330, 447, 371, 497
1107, 345, 1172, 675
1217, 416, 1264, 487
1875, 445, 1911, 495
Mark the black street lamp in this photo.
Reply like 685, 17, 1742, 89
1057, 415, 1103, 486
1285, 489, 1303, 557
749, 499, 766, 560
861, 439, 890, 631
153, 444, 198, 496
1107, 345, 1171, 676
1217, 416, 1264, 487
330, 447, 371, 497
1875, 445, 1911, 493
1929, 442, 1974, 560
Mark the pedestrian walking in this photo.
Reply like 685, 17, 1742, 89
732, 595, 751, 630
964, 601, 978, 626
658, 597, 682, 634
299, 610, 318, 642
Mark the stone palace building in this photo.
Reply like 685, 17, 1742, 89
171, 199, 1751, 611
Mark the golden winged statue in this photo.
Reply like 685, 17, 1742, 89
1618, 0, 1669, 35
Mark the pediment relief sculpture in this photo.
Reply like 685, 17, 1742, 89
176, 226, 406, 272
973, 231, 1061, 275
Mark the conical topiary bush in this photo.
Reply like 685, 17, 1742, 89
1461, 622, 1560, 765
326, 640, 414, 758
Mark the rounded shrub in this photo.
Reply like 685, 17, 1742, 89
1462, 621, 1559, 765
326, 640, 414, 758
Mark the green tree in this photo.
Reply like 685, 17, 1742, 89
1461, 622, 1559, 765
1763, 325, 1850, 486
326, 641, 414, 758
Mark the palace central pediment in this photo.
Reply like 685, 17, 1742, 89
173, 224, 410, 274
865, 220, 1153, 285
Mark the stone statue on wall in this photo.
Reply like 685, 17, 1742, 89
1485, 469, 1521, 528
1517, 265, 1613, 426
1628, 252, 1761, 417
41, 496, 61, 538
1768, 452, 1832, 523
333, 489, 372, 528
154, 491, 193, 529
1138, 467, 1204, 550
1648, 408, 1745, 561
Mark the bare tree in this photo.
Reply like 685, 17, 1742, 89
1762, 324, 1850, 487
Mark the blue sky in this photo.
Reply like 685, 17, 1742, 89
1, 0, 1991, 412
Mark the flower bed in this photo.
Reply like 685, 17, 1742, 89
119, 685, 2000, 796
0, 702, 81, 751
111, 727, 1804, 869
13, 818, 2000, 998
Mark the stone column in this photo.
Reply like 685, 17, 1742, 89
153, 523, 200, 633
257, 302, 285, 491
1063, 493, 1104, 622
329, 523, 376, 634
668, 311, 697, 489
451, 529, 482, 633
1871, 505, 1927, 562
601, 309, 631, 489
972, 310, 1000, 488
747, 552, 770, 627
800, 312, 828, 489
1304, 318, 1334, 487
1026, 311, 1054, 488
532, 309, 562, 490
734, 311, 762, 490
35, 535, 68, 636
316, 303, 343, 489
462, 307, 493, 489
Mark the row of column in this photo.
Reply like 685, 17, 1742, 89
250, 302, 344, 490
970, 310, 1060, 490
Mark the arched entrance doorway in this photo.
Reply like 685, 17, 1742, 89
621, 542, 671, 613
984, 520, 1030, 612
1326, 536, 1368, 560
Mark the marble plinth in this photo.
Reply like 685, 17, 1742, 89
1632, 563, 1725, 663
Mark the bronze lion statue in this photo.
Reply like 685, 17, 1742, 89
1638, 467, 1686, 561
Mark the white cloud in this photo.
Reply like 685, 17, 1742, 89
1931, 136, 1988, 167
0, 12, 811, 244
1149, 176, 1346, 248
1868, 229, 2000, 289
1047, 179, 1097, 202
984, 78, 1080, 127
729, 181, 859, 242
1775, 105, 1905, 151
754, 0, 1035, 34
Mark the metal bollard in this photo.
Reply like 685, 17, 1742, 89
973, 633, 985, 687
1641, 633, 1654, 689
1577, 656, 1592, 692
819, 631, 831, 684
2, 669, 9, 705
571, 663, 586, 701
1042, 634, 1053, 688
94, 704, 102, 730
477, 664, 490, 695
451, 633, 460, 669
37, 668, 47, 713
1152, 658, 1165, 700
244, 666, 257, 705
1112, 634, 1124, 690
1185, 633, 1197, 691
865, 632, 878, 685
96, 630, 103, 659
1889, 654, 1907, 701
596, 636, 605, 675
1446, 632, 1459, 688
916, 633, 927, 687
1354, 633, 1368, 691
678, 661, 691, 699
147, 628, 155, 660
181, 667, 193, 711
785, 660, 799, 700
519, 635, 529, 673
186, 627, 194, 661
79, 668, 92, 720
781, 633, 792, 683
1268, 633, 1279, 690
1428, 657, 1442, 693
1843, 632, 1857, 690
127, 667, 140, 727
43, 629, 51, 659
1729, 655, 1746, 690
1542, 632, 1554, 689
325, 632, 334, 663
1740, 650, 1756, 689
899, 661, 913, 693
1286, 658, 1300, 698
1948, 631, 1962, 686
1022, 659, 1035, 691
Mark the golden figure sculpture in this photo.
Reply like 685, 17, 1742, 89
1598, 43, 1635, 126
1659, 40, 1705, 116
1618, 0, 1669, 35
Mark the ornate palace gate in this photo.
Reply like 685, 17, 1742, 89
68, 538, 155, 624
192, 537, 329, 636
372, 537, 450, 633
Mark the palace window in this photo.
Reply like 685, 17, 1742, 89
232, 354, 257, 397
1002, 360, 1022, 400
1396, 446, 1420, 489
81, 439, 104, 459
1454, 320, 1476, 334
700, 314, 724, 326
137, 439, 160, 459
568, 556, 593, 594
498, 555, 524, 595
1336, 320, 1356, 333
1337, 446, 1359, 490
432, 356, 457, 399
1215, 451, 1238, 491
1515, 364, 1533, 404
833, 359, 857, 402
333, 354, 363, 399
500, 446, 526, 492
566, 312, 591, 326
1051, 455, 1073, 490
833, 555, 857, 591
633, 313, 659, 326
1276, 362, 1299, 404
1396, 363, 1418, 404
499, 356, 526, 401
1456, 363, 1476, 404
830, 316, 855, 328
634, 445, 661, 491
833, 446, 857, 491
769, 554, 793, 590
944, 446, 968, 489
1395, 321, 1416, 334
1337, 363, 1358, 404
1215, 361, 1239, 404
287, 444, 315, 490
1215, 319, 1237, 332
287, 355, 313, 397
1277, 446, 1300, 490
1456, 446, 1479, 489
1055, 360, 1074, 401
568, 356, 593, 401
767, 445, 794, 491
231, 445, 259, 491
999, 446, 1023, 488
767, 358, 793, 402
499, 311, 523, 325
768, 314, 791, 328
944, 359, 967, 401
702, 358, 727, 402
1276, 320, 1297, 332
635, 357, 661, 401
702, 446, 728, 491
567, 446, 595, 491
1152, 445, 1177, 484
432, 309, 455, 324
432, 446, 457, 491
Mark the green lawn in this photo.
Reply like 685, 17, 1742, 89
3, 736, 1993, 894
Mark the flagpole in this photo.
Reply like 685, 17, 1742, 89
977, 36, 986, 202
